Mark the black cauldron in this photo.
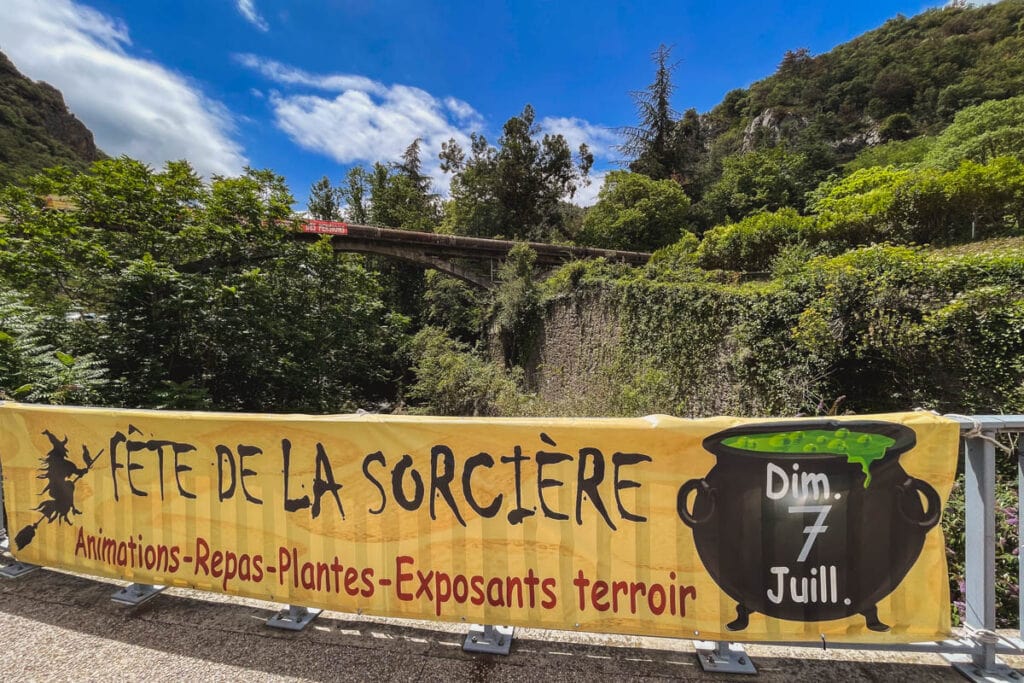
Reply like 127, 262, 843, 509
678, 420, 940, 632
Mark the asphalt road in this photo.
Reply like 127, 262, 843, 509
0, 548, 1013, 682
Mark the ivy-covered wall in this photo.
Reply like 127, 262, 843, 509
531, 244, 1024, 419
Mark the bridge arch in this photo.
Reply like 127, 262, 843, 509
296, 219, 652, 290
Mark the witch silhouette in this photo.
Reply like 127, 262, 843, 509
14, 430, 101, 550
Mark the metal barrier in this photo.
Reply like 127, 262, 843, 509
1, 414, 1023, 680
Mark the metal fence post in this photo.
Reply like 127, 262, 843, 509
1019, 437, 1024, 642
0, 460, 5, 549
963, 433, 996, 671
693, 640, 757, 675
463, 624, 514, 655
111, 583, 166, 606
266, 604, 322, 631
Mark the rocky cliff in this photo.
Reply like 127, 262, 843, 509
0, 50, 104, 185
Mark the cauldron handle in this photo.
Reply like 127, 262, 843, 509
677, 478, 715, 527
897, 477, 941, 529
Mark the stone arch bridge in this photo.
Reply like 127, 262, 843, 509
296, 219, 652, 290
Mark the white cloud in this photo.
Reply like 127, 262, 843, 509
239, 55, 481, 193
540, 116, 621, 159
571, 170, 607, 208
235, 54, 387, 95
444, 96, 485, 128
236, 0, 269, 32
0, 0, 247, 178
539, 118, 620, 206
239, 54, 618, 200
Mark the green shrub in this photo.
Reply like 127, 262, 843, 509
0, 288, 107, 404
844, 136, 936, 172
696, 208, 815, 271
925, 94, 1024, 169
491, 243, 542, 367
405, 326, 530, 416
808, 157, 1024, 246
578, 171, 693, 251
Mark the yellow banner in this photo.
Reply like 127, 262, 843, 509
0, 404, 958, 642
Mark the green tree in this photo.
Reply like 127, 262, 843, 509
491, 243, 541, 368
699, 146, 823, 225
368, 139, 441, 231
363, 139, 444, 321
306, 175, 342, 220
924, 94, 1024, 169
878, 112, 916, 142
670, 107, 704, 197
440, 105, 592, 241
338, 167, 370, 223
421, 270, 484, 342
405, 326, 527, 416
99, 254, 208, 407
398, 137, 431, 195
620, 44, 679, 180
0, 183, 111, 302
65, 157, 206, 262
199, 244, 407, 412
578, 171, 692, 251
3, 159, 408, 412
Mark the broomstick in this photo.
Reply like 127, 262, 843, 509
14, 443, 102, 551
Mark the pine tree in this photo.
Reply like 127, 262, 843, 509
620, 44, 679, 180
338, 168, 369, 224
307, 175, 341, 220
671, 107, 704, 198
398, 138, 431, 195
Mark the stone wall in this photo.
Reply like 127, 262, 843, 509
508, 285, 785, 418
526, 291, 622, 407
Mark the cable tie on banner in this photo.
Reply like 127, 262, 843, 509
962, 624, 1022, 653
946, 414, 1014, 454
820, 633, 827, 651
964, 625, 1003, 647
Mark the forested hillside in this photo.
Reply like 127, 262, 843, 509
624, 0, 1024, 231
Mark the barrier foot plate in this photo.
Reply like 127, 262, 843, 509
111, 583, 166, 606
944, 654, 1021, 682
694, 640, 757, 675
464, 624, 513, 655
267, 604, 322, 631
0, 561, 40, 579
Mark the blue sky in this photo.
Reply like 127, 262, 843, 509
0, 0, 957, 206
